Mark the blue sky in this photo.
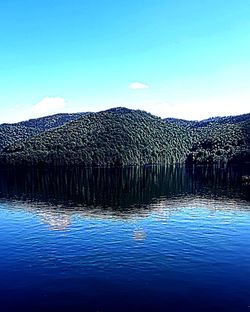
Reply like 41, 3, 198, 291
0, 0, 250, 123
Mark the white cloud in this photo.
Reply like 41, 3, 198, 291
128, 82, 149, 90
31, 96, 67, 115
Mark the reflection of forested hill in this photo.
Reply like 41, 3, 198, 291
0, 166, 249, 210
0, 166, 249, 230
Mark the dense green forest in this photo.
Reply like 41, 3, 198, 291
165, 113, 250, 164
0, 124, 39, 152
186, 121, 250, 164
165, 113, 250, 128
18, 112, 88, 131
0, 112, 88, 152
0, 108, 193, 166
0, 108, 249, 166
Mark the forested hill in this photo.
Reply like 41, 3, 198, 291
165, 113, 250, 128
165, 114, 250, 164
0, 124, 39, 153
195, 113, 250, 127
0, 108, 193, 166
164, 118, 196, 128
17, 112, 88, 131
0, 108, 249, 166
0, 112, 88, 152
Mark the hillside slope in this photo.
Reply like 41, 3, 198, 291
187, 121, 250, 164
17, 112, 88, 131
165, 113, 250, 128
165, 114, 250, 164
0, 108, 193, 166
0, 124, 38, 152
0, 112, 88, 152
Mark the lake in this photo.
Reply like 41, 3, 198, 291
0, 165, 249, 312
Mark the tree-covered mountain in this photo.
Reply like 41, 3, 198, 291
164, 117, 196, 128
0, 124, 39, 152
164, 114, 250, 165
17, 112, 88, 131
0, 112, 88, 152
0, 108, 249, 167
0, 108, 193, 166
195, 113, 250, 127
186, 121, 250, 164
165, 113, 250, 128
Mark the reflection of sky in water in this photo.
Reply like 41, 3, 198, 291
0, 198, 250, 311
2, 196, 249, 232
133, 229, 146, 241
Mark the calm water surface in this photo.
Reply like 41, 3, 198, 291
0, 166, 249, 312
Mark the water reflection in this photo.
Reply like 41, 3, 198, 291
39, 210, 71, 231
0, 165, 249, 230
0, 166, 249, 204
0, 166, 189, 207
133, 229, 146, 241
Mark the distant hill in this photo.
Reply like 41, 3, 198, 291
0, 108, 249, 166
0, 112, 88, 152
165, 113, 250, 128
0, 108, 193, 166
196, 113, 250, 126
17, 112, 88, 131
164, 118, 196, 128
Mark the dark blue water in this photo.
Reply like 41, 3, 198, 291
0, 166, 249, 312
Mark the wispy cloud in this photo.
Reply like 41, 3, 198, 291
128, 82, 149, 89
31, 96, 67, 115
